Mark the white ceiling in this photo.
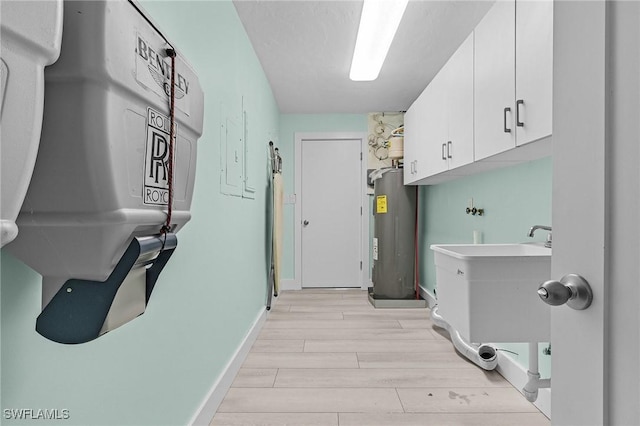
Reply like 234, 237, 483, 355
233, 0, 494, 114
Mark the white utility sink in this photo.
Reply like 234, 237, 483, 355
431, 243, 551, 343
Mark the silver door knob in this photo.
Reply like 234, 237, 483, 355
303, 220, 309, 226
537, 273, 593, 310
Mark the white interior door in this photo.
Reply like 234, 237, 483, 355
300, 138, 362, 288
551, 2, 639, 424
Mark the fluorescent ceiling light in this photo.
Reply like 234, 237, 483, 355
350, 0, 409, 81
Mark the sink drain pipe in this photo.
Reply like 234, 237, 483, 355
522, 342, 551, 402
431, 306, 498, 371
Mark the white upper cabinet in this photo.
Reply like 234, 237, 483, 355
445, 32, 474, 170
515, 0, 553, 146
404, 69, 446, 184
420, 71, 448, 179
404, 0, 552, 184
403, 89, 425, 184
474, 0, 553, 160
474, 0, 516, 160
404, 33, 473, 184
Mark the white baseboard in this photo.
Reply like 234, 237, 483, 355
280, 279, 367, 291
361, 279, 373, 291
189, 308, 267, 426
279, 279, 300, 291
496, 351, 551, 418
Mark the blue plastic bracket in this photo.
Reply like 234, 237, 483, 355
35, 233, 177, 344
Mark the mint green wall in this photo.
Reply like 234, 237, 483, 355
419, 156, 552, 376
419, 157, 552, 293
1, 2, 279, 425
278, 114, 368, 279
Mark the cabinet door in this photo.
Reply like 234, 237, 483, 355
417, 72, 448, 180
446, 32, 474, 170
403, 93, 423, 184
474, 0, 516, 160
515, 0, 553, 146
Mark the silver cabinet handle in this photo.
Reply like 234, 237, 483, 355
413, 160, 417, 174
504, 107, 512, 133
516, 99, 524, 127
447, 141, 452, 159
538, 274, 593, 310
442, 143, 447, 160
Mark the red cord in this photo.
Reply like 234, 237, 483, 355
162, 48, 176, 234
415, 187, 419, 300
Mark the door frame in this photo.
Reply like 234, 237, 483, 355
551, 1, 606, 423
293, 132, 370, 290
552, 1, 640, 424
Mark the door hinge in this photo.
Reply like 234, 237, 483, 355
360, 206, 363, 215
360, 152, 363, 161
360, 261, 363, 270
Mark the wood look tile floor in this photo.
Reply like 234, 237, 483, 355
211, 289, 549, 426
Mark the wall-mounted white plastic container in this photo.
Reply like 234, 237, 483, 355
0, 0, 64, 247
5, 1, 204, 342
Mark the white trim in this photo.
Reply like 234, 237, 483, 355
361, 279, 373, 291
294, 132, 369, 289
496, 351, 551, 419
279, 279, 300, 291
359, 136, 371, 291
189, 308, 267, 426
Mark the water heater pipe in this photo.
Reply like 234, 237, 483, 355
431, 306, 498, 371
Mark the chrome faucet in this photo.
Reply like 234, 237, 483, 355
528, 225, 552, 248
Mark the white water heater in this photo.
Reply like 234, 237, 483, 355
0, 0, 64, 246
5, 0, 204, 344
